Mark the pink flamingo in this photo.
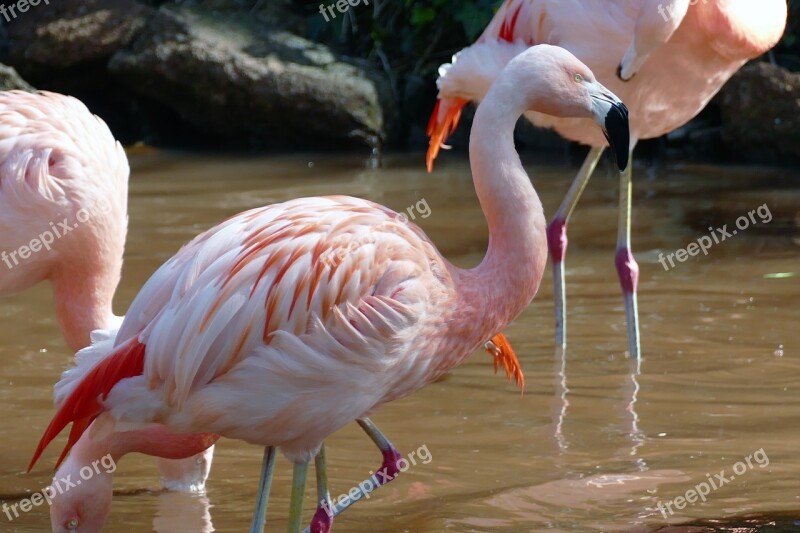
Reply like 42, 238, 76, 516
0, 90, 215, 522
29, 45, 630, 532
427, 0, 787, 358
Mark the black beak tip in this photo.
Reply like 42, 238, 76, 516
603, 101, 630, 172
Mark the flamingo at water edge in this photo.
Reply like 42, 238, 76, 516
427, 0, 788, 358
0, 90, 216, 524
28, 45, 630, 532
1, 93, 524, 532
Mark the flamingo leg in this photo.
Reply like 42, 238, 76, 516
250, 446, 277, 533
287, 460, 310, 533
546, 146, 605, 349
614, 149, 641, 359
309, 445, 334, 533
302, 418, 402, 532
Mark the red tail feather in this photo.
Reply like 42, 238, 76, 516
28, 337, 147, 472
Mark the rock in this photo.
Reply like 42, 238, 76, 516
108, 5, 387, 149
2, 0, 151, 72
719, 62, 800, 161
0, 64, 34, 91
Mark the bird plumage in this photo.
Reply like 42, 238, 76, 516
0, 90, 129, 350
430, 0, 787, 154
33, 194, 539, 465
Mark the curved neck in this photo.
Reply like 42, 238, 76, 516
51, 262, 120, 352
455, 77, 548, 338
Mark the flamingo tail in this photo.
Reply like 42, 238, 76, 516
28, 337, 146, 472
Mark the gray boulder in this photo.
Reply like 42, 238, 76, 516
2, 0, 150, 71
109, 6, 387, 149
719, 62, 800, 160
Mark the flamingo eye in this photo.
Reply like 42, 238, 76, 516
574, 73, 584, 82
66, 518, 79, 530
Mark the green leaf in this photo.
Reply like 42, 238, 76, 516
411, 6, 436, 26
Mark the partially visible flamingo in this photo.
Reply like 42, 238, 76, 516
29, 45, 630, 532
0, 91, 127, 351
427, 0, 788, 358
0, 90, 215, 515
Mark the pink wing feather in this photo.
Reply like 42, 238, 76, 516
33, 195, 450, 464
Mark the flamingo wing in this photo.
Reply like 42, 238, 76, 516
427, 1, 641, 169
34, 195, 450, 465
118, 195, 445, 410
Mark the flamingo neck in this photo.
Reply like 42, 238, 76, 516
456, 76, 548, 340
50, 258, 121, 352
54, 428, 219, 497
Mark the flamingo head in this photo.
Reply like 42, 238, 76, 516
48, 453, 114, 533
504, 44, 630, 171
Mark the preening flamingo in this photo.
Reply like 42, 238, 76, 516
29, 45, 630, 532
0, 90, 215, 524
427, 0, 788, 358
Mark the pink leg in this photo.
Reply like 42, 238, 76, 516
308, 419, 402, 533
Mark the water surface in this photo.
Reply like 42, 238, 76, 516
0, 151, 798, 532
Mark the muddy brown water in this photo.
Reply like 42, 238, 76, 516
0, 151, 798, 532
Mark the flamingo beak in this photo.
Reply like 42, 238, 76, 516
589, 83, 630, 172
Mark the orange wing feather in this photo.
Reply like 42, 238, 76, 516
484, 332, 524, 393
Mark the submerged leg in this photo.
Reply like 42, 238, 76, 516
547, 146, 605, 349
614, 149, 641, 359
250, 446, 278, 533
287, 461, 310, 533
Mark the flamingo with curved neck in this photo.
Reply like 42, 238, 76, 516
30, 45, 629, 533
0, 91, 215, 528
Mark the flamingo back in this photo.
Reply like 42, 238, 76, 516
0, 91, 128, 295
